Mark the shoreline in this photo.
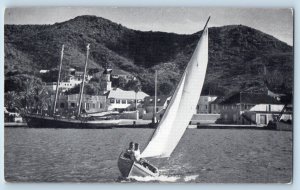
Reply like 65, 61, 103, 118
4, 121, 292, 131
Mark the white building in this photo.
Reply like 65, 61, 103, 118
45, 73, 91, 92
107, 88, 149, 111
100, 68, 112, 93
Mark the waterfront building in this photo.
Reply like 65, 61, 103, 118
217, 92, 291, 125
143, 96, 171, 113
196, 95, 218, 114
107, 88, 149, 111
54, 94, 107, 115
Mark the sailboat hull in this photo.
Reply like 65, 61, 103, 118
118, 152, 159, 178
23, 114, 116, 129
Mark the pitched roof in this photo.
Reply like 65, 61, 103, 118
107, 88, 149, 100
219, 92, 282, 105
111, 69, 132, 76
144, 96, 171, 106
103, 68, 112, 74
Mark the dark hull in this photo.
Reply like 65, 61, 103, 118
23, 114, 114, 129
118, 152, 159, 178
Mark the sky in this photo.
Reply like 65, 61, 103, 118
5, 7, 294, 45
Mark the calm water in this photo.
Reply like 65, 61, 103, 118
5, 127, 292, 183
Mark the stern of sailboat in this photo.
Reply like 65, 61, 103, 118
118, 152, 134, 177
118, 151, 159, 178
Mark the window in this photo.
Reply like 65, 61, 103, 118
60, 103, 65, 108
122, 100, 126, 104
224, 114, 228, 120
100, 103, 103, 108
260, 115, 267, 124
86, 103, 90, 110
71, 103, 76, 108
92, 103, 95, 109
116, 99, 120, 104
110, 99, 115, 103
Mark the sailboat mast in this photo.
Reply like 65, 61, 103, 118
52, 44, 64, 116
153, 70, 158, 123
77, 44, 90, 117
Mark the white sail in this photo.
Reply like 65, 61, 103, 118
141, 27, 209, 158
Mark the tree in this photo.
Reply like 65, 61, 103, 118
159, 81, 174, 96
124, 79, 140, 91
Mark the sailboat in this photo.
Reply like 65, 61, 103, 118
118, 17, 210, 177
23, 44, 119, 129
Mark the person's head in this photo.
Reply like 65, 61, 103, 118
129, 142, 134, 149
134, 143, 139, 150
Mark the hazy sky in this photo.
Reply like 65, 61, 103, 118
5, 7, 293, 45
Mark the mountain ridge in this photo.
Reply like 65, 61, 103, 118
5, 15, 293, 96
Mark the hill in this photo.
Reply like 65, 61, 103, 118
4, 15, 294, 96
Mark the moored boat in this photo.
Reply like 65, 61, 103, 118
23, 113, 119, 129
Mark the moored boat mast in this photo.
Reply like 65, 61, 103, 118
77, 44, 90, 117
52, 44, 65, 116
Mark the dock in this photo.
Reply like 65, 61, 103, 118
5, 122, 27, 127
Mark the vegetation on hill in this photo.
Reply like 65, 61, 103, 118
5, 15, 293, 98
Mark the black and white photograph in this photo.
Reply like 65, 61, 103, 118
4, 7, 293, 183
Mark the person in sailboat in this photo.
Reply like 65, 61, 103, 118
125, 142, 141, 162
126, 142, 134, 156
133, 143, 141, 162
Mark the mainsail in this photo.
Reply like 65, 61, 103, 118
140, 21, 209, 158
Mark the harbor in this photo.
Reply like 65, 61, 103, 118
4, 7, 293, 183
4, 127, 292, 183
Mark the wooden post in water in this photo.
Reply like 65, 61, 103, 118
53, 44, 64, 116
77, 44, 90, 117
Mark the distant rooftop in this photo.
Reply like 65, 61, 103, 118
107, 88, 149, 100
216, 92, 282, 105
144, 96, 171, 106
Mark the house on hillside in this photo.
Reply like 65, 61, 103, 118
39, 69, 50, 74
111, 69, 136, 81
217, 92, 291, 125
107, 88, 149, 111
44, 68, 92, 92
